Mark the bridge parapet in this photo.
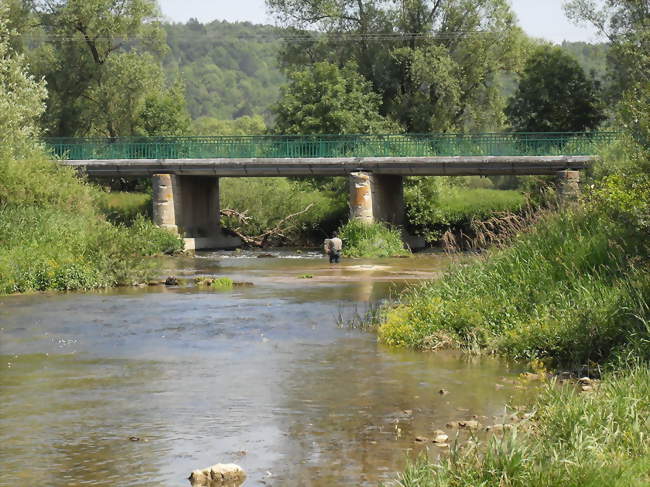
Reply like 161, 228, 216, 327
45, 132, 618, 161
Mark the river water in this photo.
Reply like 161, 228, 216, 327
0, 251, 528, 486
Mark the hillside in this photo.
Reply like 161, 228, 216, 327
163, 19, 285, 122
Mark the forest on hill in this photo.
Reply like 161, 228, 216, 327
164, 19, 609, 127
163, 20, 285, 122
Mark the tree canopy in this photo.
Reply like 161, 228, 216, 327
507, 46, 605, 132
273, 62, 394, 135
27, 0, 189, 136
267, 0, 528, 133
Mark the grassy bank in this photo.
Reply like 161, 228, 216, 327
0, 154, 182, 294
398, 366, 650, 487
379, 207, 649, 366
379, 136, 649, 484
405, 177, 526, 244
220, 177, 347, 245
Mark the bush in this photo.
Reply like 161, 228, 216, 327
0, 153, 182, 294
338, 220, 409, 258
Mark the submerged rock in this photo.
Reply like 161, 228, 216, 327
433, 432, 449, 443
458, 420, 480, 430
188, 464, 246, 487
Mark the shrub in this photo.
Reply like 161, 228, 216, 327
338, 220, 409, 258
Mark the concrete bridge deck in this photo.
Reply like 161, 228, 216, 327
61, 155, 594, 177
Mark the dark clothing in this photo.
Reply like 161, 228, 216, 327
328, 250, 341, 264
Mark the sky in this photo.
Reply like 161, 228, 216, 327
157, 0, 602, 44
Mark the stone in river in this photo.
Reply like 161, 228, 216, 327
459, 420, 480, 430
189, 464, 246, 487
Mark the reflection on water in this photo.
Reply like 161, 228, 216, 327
0, 252, 527, 486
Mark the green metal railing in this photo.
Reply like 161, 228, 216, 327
43, 132, 620, 160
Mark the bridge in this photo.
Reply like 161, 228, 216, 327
47, 132, 616, 249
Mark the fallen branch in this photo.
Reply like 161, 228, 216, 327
220, 203, 315, 247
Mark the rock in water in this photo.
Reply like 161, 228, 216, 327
188, 464, 246, 486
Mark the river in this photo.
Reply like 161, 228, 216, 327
0, 250, 529, 486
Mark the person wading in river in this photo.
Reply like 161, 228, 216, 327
324, 232, 343, 264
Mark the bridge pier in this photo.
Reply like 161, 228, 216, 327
152, 174, 239, 250
349, 172, 404, 226
556, 170, 581, 201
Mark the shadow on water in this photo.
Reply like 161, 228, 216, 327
0, 251, 533, 486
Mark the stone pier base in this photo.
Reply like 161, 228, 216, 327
557, 170, 581, 201
349, 172, 404, 226
152, 174, 240, 250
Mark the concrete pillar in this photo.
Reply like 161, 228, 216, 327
152, 174, 180, 234
152, 174, 236, 250
557, 170, 580, 201
349, 171, 374, 223
349, 172, 405, 226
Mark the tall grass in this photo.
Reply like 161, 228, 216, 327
338, 220, 409, 258
379, 208, 649, 367
98, 191, 152, 225
396, 366, 650, 487
405, 177, 526, 244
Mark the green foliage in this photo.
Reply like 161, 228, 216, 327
560, 41, 610, 85
268, 0, 528, 132
220, 177, 346, 244
338, 220, 408, 258
0, 22, 182, 294
26, 0, 190, 137
164, 20, 285, 121
405, 178, 525, 242
273, 62, 395, 135
191, 115, 267, 136
0, 4, 47, 159
396, 366, 650, 487
507, 46, 605, 132
564, 0, 649, 101
379, 207, 649, 365
97, 191, 151, 225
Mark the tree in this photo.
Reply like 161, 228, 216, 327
273, 62, 395, 135
0, 2, 47, 160
191, 115, 267, 136
267, 0, 527, 132
507, 46, 605, 132
564, 0, 649, 98
28, 0, 189, 136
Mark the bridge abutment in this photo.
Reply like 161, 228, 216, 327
349, 172, 404, 226
152, 174, 239, 250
